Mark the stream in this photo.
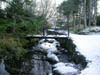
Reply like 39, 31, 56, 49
0, 37, 87, 75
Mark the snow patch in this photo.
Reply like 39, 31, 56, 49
39, 39, 60, 47
39, 42, 58, 53
53, 62, 79, 75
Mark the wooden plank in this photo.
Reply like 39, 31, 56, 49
27, 35, 68, 39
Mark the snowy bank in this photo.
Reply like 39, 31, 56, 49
71, 34, 100, 75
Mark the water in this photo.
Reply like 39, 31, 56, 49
0, 60, 9, 75
32, 57, 52, 75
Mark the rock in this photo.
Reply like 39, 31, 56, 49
47, 52, 59, 64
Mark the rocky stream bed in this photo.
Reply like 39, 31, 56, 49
0, 37, 87, 75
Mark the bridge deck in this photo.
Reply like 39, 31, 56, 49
27, 35, 68, 39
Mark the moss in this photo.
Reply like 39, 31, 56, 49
0, 37, 27, 60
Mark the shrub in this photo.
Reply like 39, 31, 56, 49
0, 38, 26, 60
0, 18, 43, 34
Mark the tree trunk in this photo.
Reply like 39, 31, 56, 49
93, 0, 97, 26
72, 13, 75, 29
83, 0, 87, 28
78, 4, 82, 29
88, 0, 92, 27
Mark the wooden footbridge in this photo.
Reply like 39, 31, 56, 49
27, 27, 69, 39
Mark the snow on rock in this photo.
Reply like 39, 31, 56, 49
70, 34, 100, 75
53, 62, 79, 75
47, 52, 59, 63
53, 62, 66, 68
47, 39, 60, 47
83, 26, 100, 32
38, 38, 60, 63
39, 39, 60, 47
39, 42, 58, 53
79, 26, 100, 35
53, 66, 78, 75
38, 39, 60, 53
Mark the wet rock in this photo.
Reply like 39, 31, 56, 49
31, 59, 52, 75
47, 52, 59, 64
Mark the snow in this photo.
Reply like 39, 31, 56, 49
39, 39, 60, 46
79, 26, 100, 35
47, 52, 59, 62
38, 39, 60, 53
39, 42, 57, 51
38, 37, 80, 75
27, 34, 68, 38
53, 62, 78, 75
53, 62, 66, 68
70, 34, 100, 75
38, 39, 59, 63
53, 66, 78, 74
48, 29, 68, 34
83, 26, 100, 32
47, 39, 60, 47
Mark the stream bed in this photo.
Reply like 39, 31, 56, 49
0, 37, 87, 75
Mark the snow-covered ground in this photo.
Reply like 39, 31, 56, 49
71, 34, 100, 75
54, 26, 100, 75
79, 26, 100, 35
